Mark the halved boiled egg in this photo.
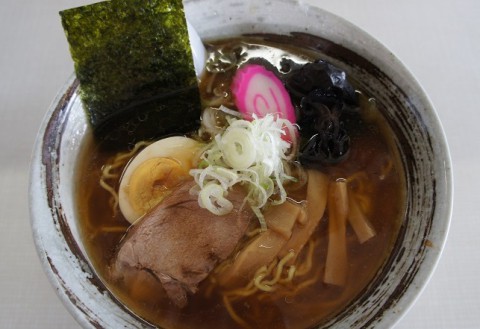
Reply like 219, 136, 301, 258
119, 136, 203, 224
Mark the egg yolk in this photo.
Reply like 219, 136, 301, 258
125, 157, 190, 216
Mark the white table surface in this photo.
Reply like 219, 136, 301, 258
1, 0, 478, 328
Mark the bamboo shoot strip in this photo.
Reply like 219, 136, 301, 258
217, 202, 300, 288
348, 190, 376, 243
279, 170, 328, 263
324, 179, 348, 286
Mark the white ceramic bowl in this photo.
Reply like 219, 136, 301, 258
30, 0, 452, 328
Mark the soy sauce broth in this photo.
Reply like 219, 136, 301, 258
75, 38, 405, 329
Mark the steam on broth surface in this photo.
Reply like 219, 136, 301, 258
76, 37, 405, 329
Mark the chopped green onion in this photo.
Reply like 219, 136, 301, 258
199, 183, 234, 216
190, 112, 298, 227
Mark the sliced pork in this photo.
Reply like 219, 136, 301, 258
111, 181, 252, 307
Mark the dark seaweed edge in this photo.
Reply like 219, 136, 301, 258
60, 0, 201, 148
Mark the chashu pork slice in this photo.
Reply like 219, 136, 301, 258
112, 180, 253, 308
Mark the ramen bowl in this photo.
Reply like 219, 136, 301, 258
29, 0, 452, 328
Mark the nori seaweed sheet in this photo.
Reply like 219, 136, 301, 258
60, 0, 201, 147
